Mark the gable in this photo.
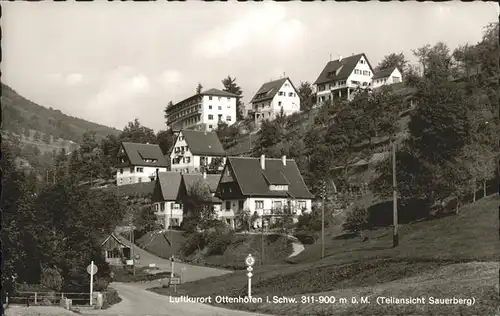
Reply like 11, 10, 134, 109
220, 163, 235, 183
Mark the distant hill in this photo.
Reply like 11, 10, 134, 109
1, 83, 120, 144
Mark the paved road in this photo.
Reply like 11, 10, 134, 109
82, 282, 272, 316
116, 235, 230, 283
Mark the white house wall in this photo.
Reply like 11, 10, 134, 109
201, 95, 237, 131
346, 55, 373, 89
116, 166, 167, 186
170, 132, 226, 173
153, 201, 184, 228
372, 68, 403, 89
270, 79, 301, 117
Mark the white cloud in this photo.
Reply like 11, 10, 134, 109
157, 70, 182, 87
66, 73, 83, 85
193, 3, 301, 58
86, 66, 151, 123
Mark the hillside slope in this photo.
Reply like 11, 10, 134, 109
1, 83, 120, 143
150, 195, 499, 315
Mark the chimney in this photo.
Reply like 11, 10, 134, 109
339, 55, 343, 62
282, 155, 286, 166
260, 154, 265, 170
203, 170, 207, 179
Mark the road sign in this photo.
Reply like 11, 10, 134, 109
245, 254, 255, 267
87, 263, 98, 275
170, 277, 181, 285
247, 272, 253, 278
247, 266, 253, 272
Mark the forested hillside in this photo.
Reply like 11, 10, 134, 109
1, 83, 120, 142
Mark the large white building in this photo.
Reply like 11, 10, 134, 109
314, 53, 375, 103
116, 142, 169, 186
248, 77, 301, 124
165, 88, 240, 132
170, 129, 226, 174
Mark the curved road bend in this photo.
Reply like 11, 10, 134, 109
116, 235, 231, 282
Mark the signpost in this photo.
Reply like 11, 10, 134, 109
170, 255, 175, 278
86, 261, 98, 306
170, 277, 180, 292
245, 254, 255, 298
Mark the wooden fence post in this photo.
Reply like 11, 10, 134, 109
34, 292, 37, 305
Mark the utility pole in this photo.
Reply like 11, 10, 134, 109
321, 180, 325, 259
392, 141, 399, 248
130, 223, 135, 275
261, 216, 264, 266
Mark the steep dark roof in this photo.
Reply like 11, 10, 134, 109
225, 134, 256, 156
100, 233, 128, 247
182, 174, 222, 203
120, 142, 169, 167
100, 182, 155, 198
201, 88, 240, 98
372, 67, 398, 80
155, 172, 183, 201
314, 53, 373, 85
250, 77, 295, 103
180, 130, 226, 156
224, 157, 314, 199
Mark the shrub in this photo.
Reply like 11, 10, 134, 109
205, 229, 235, 255
180, 232, 205, 256
342, 205, 369, 233
40, 266, 63, 292
101, 287, 121, 309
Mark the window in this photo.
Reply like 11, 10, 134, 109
138, 177, 142, 183
186, 157, 191, 163
209, 105, 212, 110
279, 91, 284, 96
284, 83, 289, 87
278, 101, 282, 106
218, 106, 222, 110
136, 167, 144, 172
209, 96, 213, 100
360, 60, 365, 64
288, 92, 293, 97
129, 177, 132, 183
160, 203, 165, 211
209, 125, 213, 129
218, 97, 221, 100
227, 97, 230, 101
255, 200, 264, 209
238, 200, 244, 209
119, 168, 123, 174
273, 201, 282, 210
226, 116, 232, 121
130, 167, 134, 173
106, 250, 119, 259
225, 201, 231, 210
208, 114, 214, 120
298, 201, 307, 209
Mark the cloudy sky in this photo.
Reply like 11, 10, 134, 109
3, 2, 497, 131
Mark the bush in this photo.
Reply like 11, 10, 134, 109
40, 267, 63, 292
101, 287, 121, 309
180, 232, 205, 256
342, 205, 369, 233
205, 229, 235, 256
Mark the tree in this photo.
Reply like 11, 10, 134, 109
42, 133, 51, 144
196, 83, 203, 95
34, 131, 41, 142
184, 180, 217, 231
215, 121, 239, 149
222, 76, 244, 120
134, 205, 160, 233
342, 205, 369, 238
156, 129, 175, 155
120, 118, 157, 144
376, 52, 409, 75
297, 81, 316, 112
